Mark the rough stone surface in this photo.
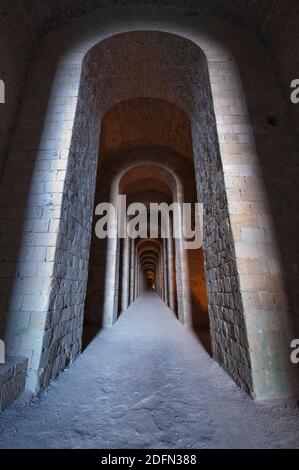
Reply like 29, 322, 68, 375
0, 356, 28, 412
0, 291, 299, 449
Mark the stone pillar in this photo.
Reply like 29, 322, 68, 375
121, 236, 130, 312
174, 235, 192, 326
163, 238, 169, 306
167, 229, 175, 312
134, 247, 138, 300
160, 251, 165, 301
130, 239, 135, 304
137, 249, 140, 298
155, 258, 160, 296
102, 215, 118, 327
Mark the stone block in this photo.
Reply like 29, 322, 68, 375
0, 356, 28, 412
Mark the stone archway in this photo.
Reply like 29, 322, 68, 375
0, 12, 297, 402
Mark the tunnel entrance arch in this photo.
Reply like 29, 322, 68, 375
0, 13, 296, 402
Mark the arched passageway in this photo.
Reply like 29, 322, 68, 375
0, 5, 299, 427
83, 113, 210, 352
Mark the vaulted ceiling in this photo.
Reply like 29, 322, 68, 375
1, 0, 298, 102
0, 1, 298, 175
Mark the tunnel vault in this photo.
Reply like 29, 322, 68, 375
0, 15, 298, 404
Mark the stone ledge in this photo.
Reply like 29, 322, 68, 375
0, 356, 28, 412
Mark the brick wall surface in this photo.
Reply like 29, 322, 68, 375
0, 356, 28, 411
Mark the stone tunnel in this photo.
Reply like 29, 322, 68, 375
0, 0, 299, 449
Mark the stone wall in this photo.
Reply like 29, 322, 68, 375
191, 69, 253, 393
0, 356, 28, 411
37, 78, 101, 389
207, 31, 299, 399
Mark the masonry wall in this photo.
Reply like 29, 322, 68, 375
191, 79, 253, 393
206, 31, 299, 399
37, 81, 100, 389
0, 27, 91, 389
